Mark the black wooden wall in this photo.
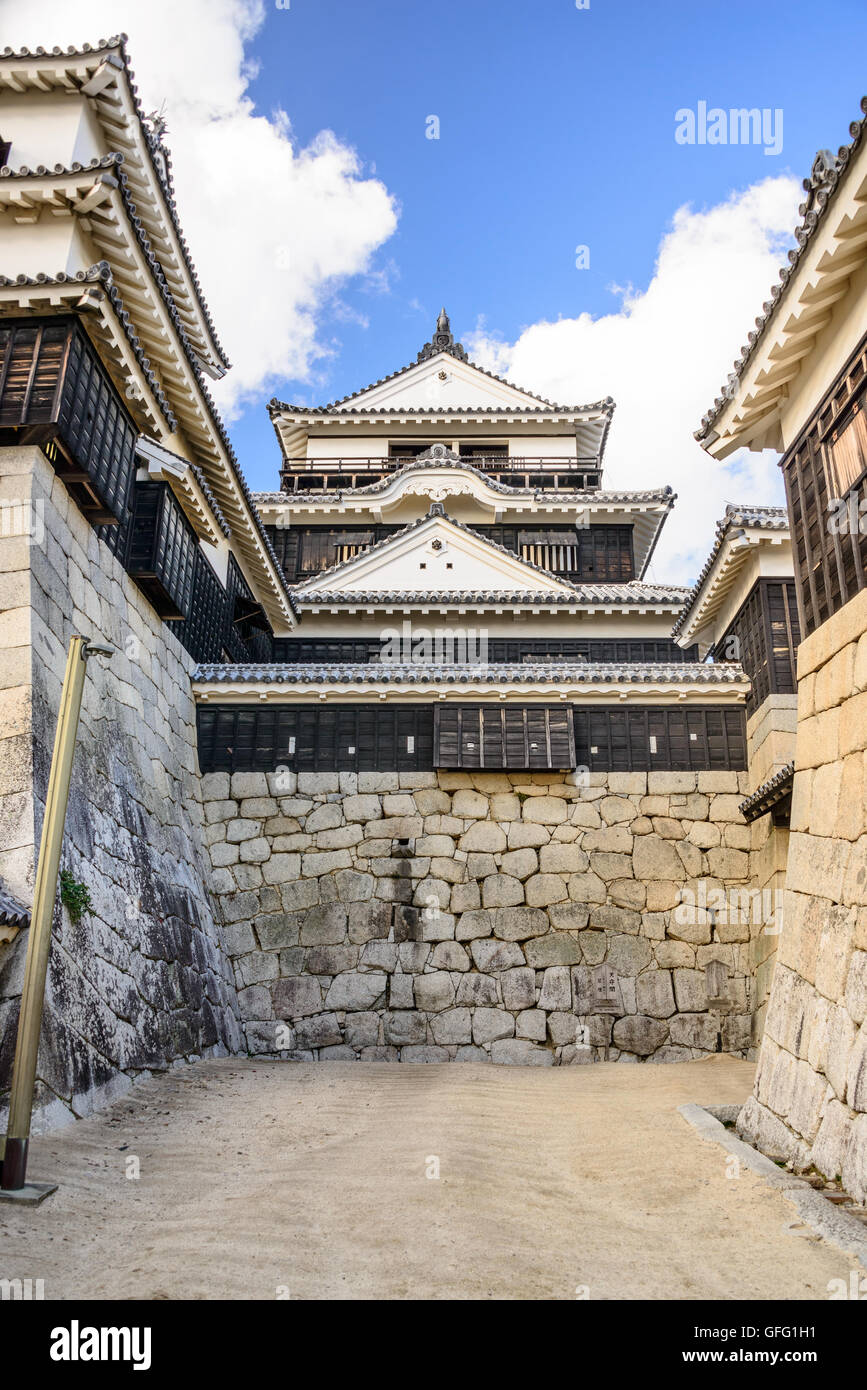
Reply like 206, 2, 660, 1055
196, 702, 747, 774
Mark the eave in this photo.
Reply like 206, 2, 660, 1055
0, 268, 297, 631
696, 99, 867, 457
254, 469, 675, 578
193, 660, 750, 706
672, 507, 792, 646
0, 38, 229, 374
739, 761, 794, 822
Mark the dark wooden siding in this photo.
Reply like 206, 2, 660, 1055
0, 317, 136, 523
125, 482, 197, 620
434, 705, 576, 769
573, 705, 747, 772
271, 637, 698, 664
715, 578, 800, 715
172, 548, 229, 663
197, 703, 434, 773
197, 702, 746, 773
782, 329, 867, 636
263, 523, 635, 583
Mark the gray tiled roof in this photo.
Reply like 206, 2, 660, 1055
671, 504, 790, 637
194, 660, 747, 686
0, 880, 30, 928
252, 464, 674, 507
268, 351, 614, 416
0, 37, 231, 369
297, 587, 689, 607
189, 463, 231, 538
739, 761, 795, 822
0, 262, 296, 617
696, 97, 867, 441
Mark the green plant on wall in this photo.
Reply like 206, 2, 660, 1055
59, 870, 92, 924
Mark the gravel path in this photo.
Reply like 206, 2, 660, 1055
1, 1055, 860, 1300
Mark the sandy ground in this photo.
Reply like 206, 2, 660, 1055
1, 1055, 861, 1300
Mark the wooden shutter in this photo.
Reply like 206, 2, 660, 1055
433, 704, 576, 770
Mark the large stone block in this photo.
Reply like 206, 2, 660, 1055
482, 874, 524, 907
383, 1010, 427, 1046
413, 971, 456, 1012
538, 966, 572, 1011
632, 835, 684, 881
470, 939, 525, 972
459, 821, 507, 853
490, 1038, 554, 1065
455, 973, 500, 1006
611, 1015, 668, 1055
521, 796, 567, 825
272, 976, 322, 1018
473, 1008, 515, 1044
430, 1007, 472, 1045
635, 970, 675, 1018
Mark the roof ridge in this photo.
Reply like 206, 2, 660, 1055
267, 349, 615, 415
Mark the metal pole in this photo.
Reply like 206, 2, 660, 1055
1, 636, 110, 1196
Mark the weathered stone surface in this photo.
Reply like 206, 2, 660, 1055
516, 1008, 547, 1041
271, 976, 322, 1018
299, 905, 348, 946
383, 1010, 427, 1046
612, 1015, 668, 1055
473, 1008, 515, 1044
324, 972, 388, 1012
538, 967, 572, 1011
482, 874, 524, 907
455, 973, 500, 1006
459, 821, 507, 852
523, 934, 583, 968
488, 907, 549, 941
490, 1038, 553, 1066
632, 835, 684, 881
470, 939, 525, 972
429, 941, 471, 971
413, 971, 456, 1012
635, 970, 676, 1018
525, 873, 568, 907
499, 966, 536, 1010
430, 1007, 472, 1044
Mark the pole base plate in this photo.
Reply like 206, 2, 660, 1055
0, 1181, 57, 1205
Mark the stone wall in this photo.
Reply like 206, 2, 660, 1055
739, 586, 867, 1201
0, 446, 240, 1130
746, 695, 797, 1047
201, 763, 759, 1066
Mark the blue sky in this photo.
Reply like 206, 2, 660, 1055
228, 0, 867, 488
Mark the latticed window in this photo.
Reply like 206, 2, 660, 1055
827, 402, 867, 496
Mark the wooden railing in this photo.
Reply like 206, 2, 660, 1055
279, 456, 603, 493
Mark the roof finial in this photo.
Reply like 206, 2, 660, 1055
418, 305, 468, 363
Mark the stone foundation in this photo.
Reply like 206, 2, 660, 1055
739, 586, 867, 1201
746, 695, 797, 1047
201, 765, 760, 1065
0, 446, 240, 1130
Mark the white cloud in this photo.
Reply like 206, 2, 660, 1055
1, 0, 398, 415
465, 177, 803, 584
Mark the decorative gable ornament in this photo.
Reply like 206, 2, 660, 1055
417, 308, 468, 363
